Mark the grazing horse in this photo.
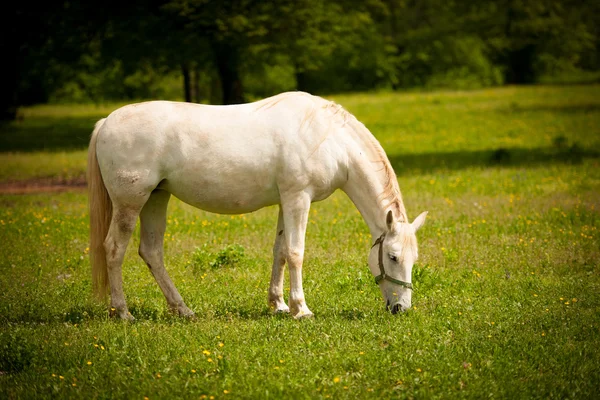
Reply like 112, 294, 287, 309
87, 91, 427, 320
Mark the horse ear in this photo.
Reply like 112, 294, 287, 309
386, 210, 394, 231
411, 211, 428, 232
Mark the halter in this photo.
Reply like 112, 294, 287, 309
371, 233, 413, 289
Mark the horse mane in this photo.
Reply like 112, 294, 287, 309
321, 99, 408, 222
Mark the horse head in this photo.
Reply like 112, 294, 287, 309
368, 210, 427, 314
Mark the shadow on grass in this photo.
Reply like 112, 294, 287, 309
0, 117, 99, 152
389, 145, 599, 176
500, 102, 600, 115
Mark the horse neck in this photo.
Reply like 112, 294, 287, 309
341, 122, 407, 238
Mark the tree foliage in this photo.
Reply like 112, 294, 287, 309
2, 0, 599, 117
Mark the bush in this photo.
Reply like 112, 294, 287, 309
191, 244, 246, 273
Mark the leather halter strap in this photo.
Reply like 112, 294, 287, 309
371, 233, 413, 289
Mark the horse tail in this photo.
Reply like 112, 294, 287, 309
87, 118, 111, 299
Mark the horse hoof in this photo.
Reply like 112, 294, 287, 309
180, 310, 197, 320
172, 306, 196, 319
273, 306, 290, 314
110, 307, 135, 321
293, 311, 314, 320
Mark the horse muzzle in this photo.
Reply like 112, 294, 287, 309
387, 300, 410, 314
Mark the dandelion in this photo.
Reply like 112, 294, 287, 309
334, 377, 340, 383
219, 342, 224, 347
359, 351, 365, 355
279, 359, 284, 363
416, 368, 422, 372
156, 373, 161, 378
572, 298, 578, 303
87, 361, 92, 365
223, 390, 230, 394
59, 376, 64, 380
203, 350, 211, 356
207, 358, 213, 363
72, 383, 77, 387
191, 369, 196, 373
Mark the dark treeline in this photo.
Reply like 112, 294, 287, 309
3, 0, 599, 119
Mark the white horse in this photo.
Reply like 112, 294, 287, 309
87, 91, 427, 320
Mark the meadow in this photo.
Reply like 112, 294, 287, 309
1, 85, 599, 399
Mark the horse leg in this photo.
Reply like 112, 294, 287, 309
138, 190, 195, 318
268, 207, 289, 313
281, 192, 313, 319
104, 206, 140, 321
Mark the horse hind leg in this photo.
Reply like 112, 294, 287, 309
104, 205, 140, 321
268, 207, 290, 313
138, 189, 195, 318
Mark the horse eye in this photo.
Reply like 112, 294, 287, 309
389, 254, 398, 262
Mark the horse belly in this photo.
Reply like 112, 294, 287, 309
162, 158, 280, 214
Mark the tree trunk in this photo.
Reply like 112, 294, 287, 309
0, 81, 18, 121
211, 41, 244, 105
505, 44, 536, 84
192, 65, 201, 103
503, 3, 536, 84
295, 66, 309, 93
0, 42, 19, 120
182, 63, 192, 102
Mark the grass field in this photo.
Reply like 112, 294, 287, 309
1, 85, 599, 399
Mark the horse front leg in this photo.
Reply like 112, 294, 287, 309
281, 193, 313, 319
268, 207, 290, 313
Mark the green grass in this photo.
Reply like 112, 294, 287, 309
1, 85, 600, 398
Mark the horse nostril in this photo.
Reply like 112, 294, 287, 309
391, 303, 401, 314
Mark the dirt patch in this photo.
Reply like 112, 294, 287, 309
0, 176, 87, 194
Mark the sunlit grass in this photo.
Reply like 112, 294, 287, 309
0, 151, 88, 182
1, 85, 599, 398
